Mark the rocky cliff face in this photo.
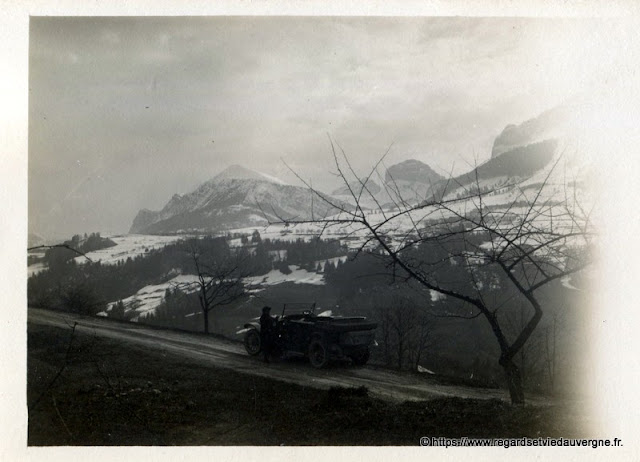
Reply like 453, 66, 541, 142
438, 98, 593, 201
328, 159, 446, 209
490, 100, 576, 159
129, 166, 345, 234
385, 159, 444, 185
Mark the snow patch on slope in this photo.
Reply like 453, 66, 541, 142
103, 274, 200, 321
245, 266, 325, 288
73, 234, 186, 265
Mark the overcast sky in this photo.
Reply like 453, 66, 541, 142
29, 16, 629, 239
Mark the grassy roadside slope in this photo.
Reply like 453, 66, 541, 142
27, 322, 589, 446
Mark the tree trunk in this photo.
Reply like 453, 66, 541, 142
482, 308, 527, 405
203, 308, 209, 335
501, 357, 525, 405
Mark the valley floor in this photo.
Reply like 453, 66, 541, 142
28, 309, 593, 445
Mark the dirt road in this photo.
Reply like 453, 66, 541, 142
28, 308, 518, 403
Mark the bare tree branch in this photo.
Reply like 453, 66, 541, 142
28, 244, 93, 262
269, 142, 593, 405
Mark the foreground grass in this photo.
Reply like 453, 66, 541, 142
28, 322, 588, 446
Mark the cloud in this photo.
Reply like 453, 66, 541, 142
29, 16, 631, 238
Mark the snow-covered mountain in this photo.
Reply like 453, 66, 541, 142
435, 138, 559, 200
385, 159, 444, 186
130, 99, 593, 235
435, 98, 594, 202
383, 159, 446, 203
129, 165, 344, 234
330, 160, 446, 208
490, 104, 569, 159
331, 179, 382, 197
330, 178, 387, 209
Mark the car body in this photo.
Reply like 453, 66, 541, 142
242, 303, 377, 367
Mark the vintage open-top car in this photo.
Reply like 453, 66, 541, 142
242, 303, 377, 368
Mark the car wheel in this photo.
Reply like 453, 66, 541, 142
350, 348, 370, 366
244, 329, 261, 356
308, 339, 329, 368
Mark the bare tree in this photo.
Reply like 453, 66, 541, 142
58, 281, 107, 316
270, 139, 593, 404
374, 294, 434, 371
408, 303, 435, 371
181, 238, 252, 334
502, 302, 547, 389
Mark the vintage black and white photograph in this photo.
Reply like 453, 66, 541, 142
20, 6, 639, 453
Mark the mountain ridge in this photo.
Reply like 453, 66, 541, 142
130, 100, 587, 235
129, 166, 345, 234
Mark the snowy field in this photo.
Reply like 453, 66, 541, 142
74, 234, 189, 265
245, 265, 325, 288
28, 180, 585, 280
99, 262, 331, 321
100, 274, 201, 321
227, 224, 330, 247
27, 234, 194, 278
